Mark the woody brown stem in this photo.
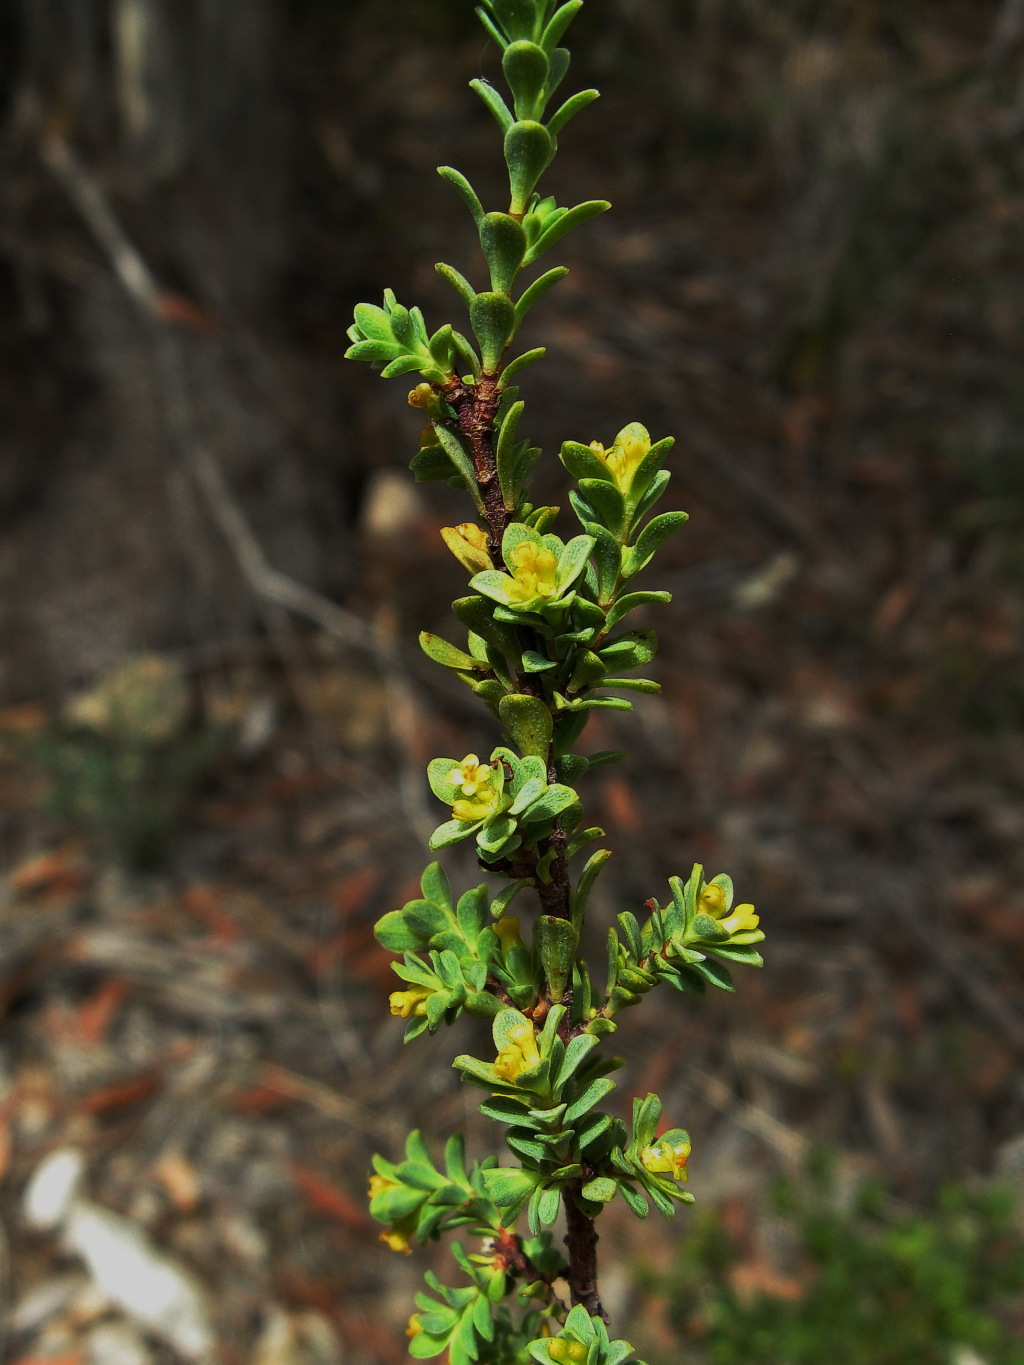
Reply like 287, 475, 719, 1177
438, 373, 510, 557
442, 372, 598, 1313
564, 1186, 605, 1321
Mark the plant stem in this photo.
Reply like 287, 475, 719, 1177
439, 373, 510, 556
564, 1187, 606, 1321
447, 370, 604, 1318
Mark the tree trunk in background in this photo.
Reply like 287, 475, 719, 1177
0, 0, 357, 697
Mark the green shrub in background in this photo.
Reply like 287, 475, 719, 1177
655, 1163, 1024, 1365
35, 654, 222, 869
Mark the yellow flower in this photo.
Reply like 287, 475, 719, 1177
720, 903, 759, 936
406, 1315, 423, 1339
549, 1342, 588, 1364
640, 1136, 691, 1181
368, 1173, 398, 1199
441, 522, 492, 574
389, 987, 430, 1018
380, 1226, 414, 1253
589, 424, 651, 493
447, 754, 499, 822
494, 1023, 541, 1082
408, 383, 434, 409
698, 882, 728, 917
505, 540, 559, 604
494, 915, 524, 958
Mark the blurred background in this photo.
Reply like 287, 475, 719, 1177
2, 1, 1024, 1361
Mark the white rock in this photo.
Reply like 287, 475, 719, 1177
64, 1203, 213, 1361
23, 1148, 86, 1229
11, 1275, 89, 1333
86, 1321, 154, 1365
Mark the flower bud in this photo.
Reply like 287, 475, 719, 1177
441, 522, 493, 574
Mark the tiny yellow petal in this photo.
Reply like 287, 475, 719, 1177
494, 916, 522, 954
640, 1137, 691, 1180
698, 883, 728, 917
441, 523, 492, 574
408, 383, 434, 409
380, 1228, 413, 1253
406, 1315, 423, 1338
389, 988, 430, 1019
720, 904, 759, 936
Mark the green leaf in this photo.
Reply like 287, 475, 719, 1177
499, 693, 553, 758
374, 910, 427, 953
624, 511, 689, 578
430, 820, 476, 850
482, 1165, 539, 1211
583, 523, 621, 601
540, 1, 584, 54
486, 0, 538, 43
522, 649, 556, 673
420, 862, 453, 917
692, 958, 736, 991
514, 267, 569, 327
480, 212, 527, 294
600, 678, 661, 694
410, 444, 457, 482
547, 88, 600, 136
437, 166, 485, 224
597, 630, 658, 672
505, 120, 555, 215
409, 1331, 450, 1359
554, 1033, 599, 1090
625, 437, 675, 510
535, 915, 578, 1002
586, 750, 626, 768
427, 756, 463, 803
491, 878, 532, 918
560, 439, 617, 484
433, 425, 485, 513
709, 943, 764, 966
581, 1176, 617, 1203
503, 40, 550, 119
457, 885, 490, 944
537, 1185, 562, 1226
629, 469, 672, 528
509, 776, 545, 816
381, 353, 433, 380
605, 590, 672, 630
419, 632, 487, 672
478, 815, 518, 853
564, 1076, 616, 1124
555, 534, 596, 592
524, 199, 610, 264
520, 783, 578, 823
578, 478, 625, 536
618, 1181, 649, 1219
452, 595, 521, 656
451, 329, 482, 379
470, 570, 521, 610
352, 302, 393, 340
500, 346, 546, 384
495, 399, 526, 510
435, 262, 477, 308
470, 291, 517, 371
633, 1093, 661, 1146
345, 338, 401, 364
470, 77, 515, 132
